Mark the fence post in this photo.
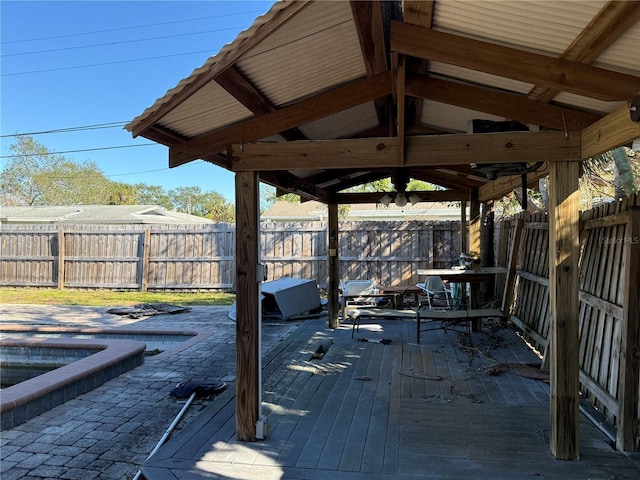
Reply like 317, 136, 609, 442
140, 228, 151, 291
616, 206, 640, 451
328, 202, 339, 329
57, 228, 65, 290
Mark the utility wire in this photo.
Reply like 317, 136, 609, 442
0, 143, 158, 158
2, 27, 247, 57
1, 122, 128, 138
1, 50, 213, 76
2, 10, 267, 44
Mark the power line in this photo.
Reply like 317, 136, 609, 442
1, 50, 214, 76
0, 143, 158, 159
2, 27, 247, 58
2, 10, 267, 44
1, 122, 128, 138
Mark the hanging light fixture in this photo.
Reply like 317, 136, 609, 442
409, 193, 421, 206
394, 192, 407, 207
379, 194, 393, 207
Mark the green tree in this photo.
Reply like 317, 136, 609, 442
1, 136, 112, 205
169, 186, 234, 222
133, 183, 173, 210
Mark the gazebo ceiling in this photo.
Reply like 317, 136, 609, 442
126, 0, 640, 203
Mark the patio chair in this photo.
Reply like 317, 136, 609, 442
416, 276, 453, 310
339, 279, 383, 320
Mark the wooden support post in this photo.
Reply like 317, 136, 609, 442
496, 219, 510, 302
235, 171, 260, 442
469, 189, 481, 311
460, 201, 468, 253
140, 228, 151, 291
616, 206, 640, 451
501, 219, 524, 314
57, 228, 65, 290
469, 189, 481, 257
548, 161, 580, 461
328, 201, 340, 329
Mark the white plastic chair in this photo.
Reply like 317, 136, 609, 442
339, 279, 381, 320
340, 279, 379, 307
416, 276, 453, 310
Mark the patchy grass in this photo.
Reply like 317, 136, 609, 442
0, 287, 235, 307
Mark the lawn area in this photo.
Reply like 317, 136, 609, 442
0, 287, 235, 307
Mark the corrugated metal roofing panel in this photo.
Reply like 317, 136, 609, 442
298, 102, 379, 140
593, 21, 640, 75
420, 100, 505, 134
126, 0, 296, 132
429, 62, 534, 94
550, 92, 626, 116
237, 0, 366, 107
159, 81, 253, 138
433, 0, 606, 55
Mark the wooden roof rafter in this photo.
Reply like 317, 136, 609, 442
215, 65, 306, 142
391, 21, 640, 102
528, 0, 640, 102
130, 0, 312, 138
170, 71, 393, 167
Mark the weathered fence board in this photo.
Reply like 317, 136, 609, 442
498, 193, 639, 437
1, 220, 461, 291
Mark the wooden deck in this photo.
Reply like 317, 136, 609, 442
142, 318, 640, 479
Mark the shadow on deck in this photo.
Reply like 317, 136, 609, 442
142, 318, 640, 479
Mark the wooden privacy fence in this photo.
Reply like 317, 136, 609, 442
0, 220, 461, 290
498, 194, 639, 444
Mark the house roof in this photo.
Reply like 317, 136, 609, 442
262, 199, 462, 221
0, 205, 214, 225
126, 0, 640, 204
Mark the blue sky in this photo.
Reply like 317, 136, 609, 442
1, 1, 273, 203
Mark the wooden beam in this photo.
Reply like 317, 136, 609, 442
616, 207, 640, 451
529, 1, 640, 102
402, 1, 435, 126
130, 1, 311, 137
170, 71, 393, 167
215, 66, 305, 142
548, 161, 580, 460
235, 171, 261, 442
412, 169, 485, 190
350, 0, 390, 128
336, 189, 467, 204
258, 171, 329, 203
328, 171, 390, 193
581, 103, 640, 160
391, 21, 640, 102
397, 54, 406, 165
478, 163, 550, 203
328, 201, 340, 329
230, 131, 581, 171
406, 74, 601, 131
402, 0, 434, 29
350, 0, 387, 76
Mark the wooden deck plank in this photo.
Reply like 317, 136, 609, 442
271, 339, 350, 467
316, 340, 374, 470
294, 341, 363, 469
361, 342, 395, 474
143, 318, 640, 480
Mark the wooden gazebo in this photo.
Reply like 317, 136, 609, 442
127, 0, 640, 460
